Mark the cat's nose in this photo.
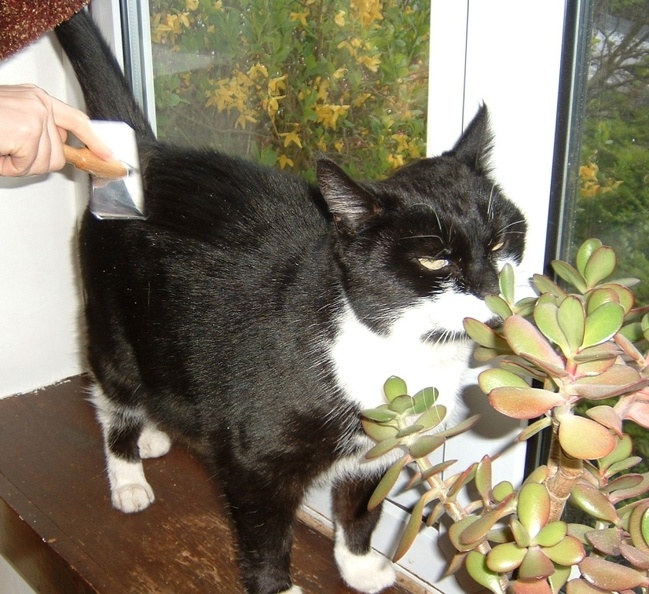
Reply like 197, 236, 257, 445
467, 264, 499, 299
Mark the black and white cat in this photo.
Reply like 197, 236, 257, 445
55, 9, 526, 594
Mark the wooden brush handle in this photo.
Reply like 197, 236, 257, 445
63, 145, 128, 179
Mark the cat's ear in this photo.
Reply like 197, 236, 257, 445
316, 158, 382, 236
448, 104, 493, 173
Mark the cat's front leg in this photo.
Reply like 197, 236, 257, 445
91, 384, 156, 513
332, 474, 396, 594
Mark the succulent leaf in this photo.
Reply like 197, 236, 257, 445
486, 294, 513, 319
489, 387, 564, 419
486, 542, 527, 573
383, 376, 408, 402
552, 261, 587, 293
518, 482, 550, 537
583, 246, 616, 287
558, 296, 585, 355
368, 456, 409, 510
542, 535, 585, 566
464, 317, 510, 351
558, 415, 616, 460
518, 547, 555, 580
504, 316, 566, 369
408, 434, 445, 458
579, 556, 647, 590
535, 521, 567, 548
576, 238, 603, 277
412, 386, 438, 413
570, 482, 619, 524
582, 302, 624, 349
479, 368, 531, 393
466, 551, 506, 594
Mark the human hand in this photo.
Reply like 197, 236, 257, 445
0, 84, 113, 177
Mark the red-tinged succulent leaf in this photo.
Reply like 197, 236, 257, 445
596, 283, 635, 314
583, 245, 616, 287
543, 536, 586, 566
486, 294, 513, 320
475, 456, 493, 503
585, 405, 622, 436
573, 342, 620, 363
460, 507, 510, 547
486, 542, 526, 573
567, 523, 593, 544
518, 483, 550, 537
511, 518, 532, 547
579, 556, 648, 590
606, 456, 643, 477
582, 302, 625, 349
449, 516, 480, 552
575, 357, 616, 377
576, 239, 603, 277
446, 463, 477, 499
512, 578, 554, 594
614, 332, 645, 364
480, 368, 531, 393
628, 501, 649, 553
621, 394, 649, 428
518, 547, 555, 580
368, 455, 409, 510
436, 414, 480, 439
532, 273, 567, 298
490, 387, 564, 419
585, 527, 623, 555
619, 542, 649, 570
392, 495, 426, 561
464, 317, 510, 351
518, 417, 552, 442
558, 296, 586, 355
504, 316, 566, 369
465, 551, 507, 594
444, 551, 468, 577
604, 474, 649, 504
383, 376, 408, 402
566, 577, 610, 593
572, 365, 646, 401
570, 482, 619, 524
558, 415, 616, 460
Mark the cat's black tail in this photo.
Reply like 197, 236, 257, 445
55, 9, 155, 139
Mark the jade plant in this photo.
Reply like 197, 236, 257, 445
362, 239, 649, 593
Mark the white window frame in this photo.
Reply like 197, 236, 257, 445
90, 0, 568, 590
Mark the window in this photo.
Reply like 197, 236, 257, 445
93, 0, 567, 590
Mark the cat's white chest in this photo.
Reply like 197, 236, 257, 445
328, 301, 475, 416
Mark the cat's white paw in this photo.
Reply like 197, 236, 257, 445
112, 483, 155, 513
138, 425, 172, 459
278, 587, 303, 594
335, 540, 396, 594
106, 455, 155, 513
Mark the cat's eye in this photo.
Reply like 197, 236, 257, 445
417, 257, 450, 271
491, 241, 505, 252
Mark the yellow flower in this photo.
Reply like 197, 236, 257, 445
213, 0, 223, 9
248, 63, 269, 81
290, 10, 310, 28
391, 133, 410, 153
333, 67, 347, 80
335, 10, 346, 27
334, 140, 345, 153
186, 0, 198, 10
356, 54, 382, 72
268, 75, 288, 95
235, 113, 258, 129
353, 92, 373, 108
387, 153, 405, 168
314, 104, 350, 130
280, 130, 303, 149
278, 154, 294, 169
351, 0, 383, 28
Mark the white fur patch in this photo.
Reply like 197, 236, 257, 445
106, 454, 155, 513
138, 424, 172, 459
334, 531, 396, 593
278, 587, 303, 594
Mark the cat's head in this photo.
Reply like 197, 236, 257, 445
317, 105, 526, 342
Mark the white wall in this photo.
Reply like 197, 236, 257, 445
0, 34, 87, 398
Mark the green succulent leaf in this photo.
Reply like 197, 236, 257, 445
581, 301, 624, 349
393, 495, 426, 561
499, 263, 516, 304
475, 456, 493, 503
435, 413, 480, 438
576, 238, 603, 277
362, 407, 397, 423
466, 551, 506, 594
365, 437, 402, 460
532, 273, 567, 298
534, 302, 567, 350
570, 482, 619, 524
464, 317, 510, 351
518, 547, 555, 580
552, 260, 588, 293
486, 542, 527, 573
449, 516, 479, 552
368, 455, 409, 511
511, 518, 532, 548
486, 294, 513, 320
583, 245, 616, 287
383, 376, 408, 402
361, 417, 399, 441
535, 521, 567, 548
408, 434, 445, 458
492, 480, 514, 503
518, 482, 550, 538
517, 417, 552, 442
557, 296, 585, 355
548, 563, 572, 594
543, 535, 585, 566
388, 394, 415, 415
628, 501, 649, 553
412, 386, 438, 413
413, 404, 447, 432
479, 368, 531, 393
599, 433, 633, 470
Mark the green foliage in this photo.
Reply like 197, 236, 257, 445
363, 239, 649, 593
149, 0, 429, 180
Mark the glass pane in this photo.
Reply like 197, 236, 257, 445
563, 0, 649, 302
148, 0, 430, 180
559, 1, 649, 466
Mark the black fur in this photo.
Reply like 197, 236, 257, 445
55, 9, 526, 594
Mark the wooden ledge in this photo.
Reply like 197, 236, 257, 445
0, 376, 413, 594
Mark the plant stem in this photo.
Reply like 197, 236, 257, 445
544, 418, 584, 522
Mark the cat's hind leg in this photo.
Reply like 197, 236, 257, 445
332, 474, 396, 594
137, 421, 172, 459
90, 384, 155, 513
